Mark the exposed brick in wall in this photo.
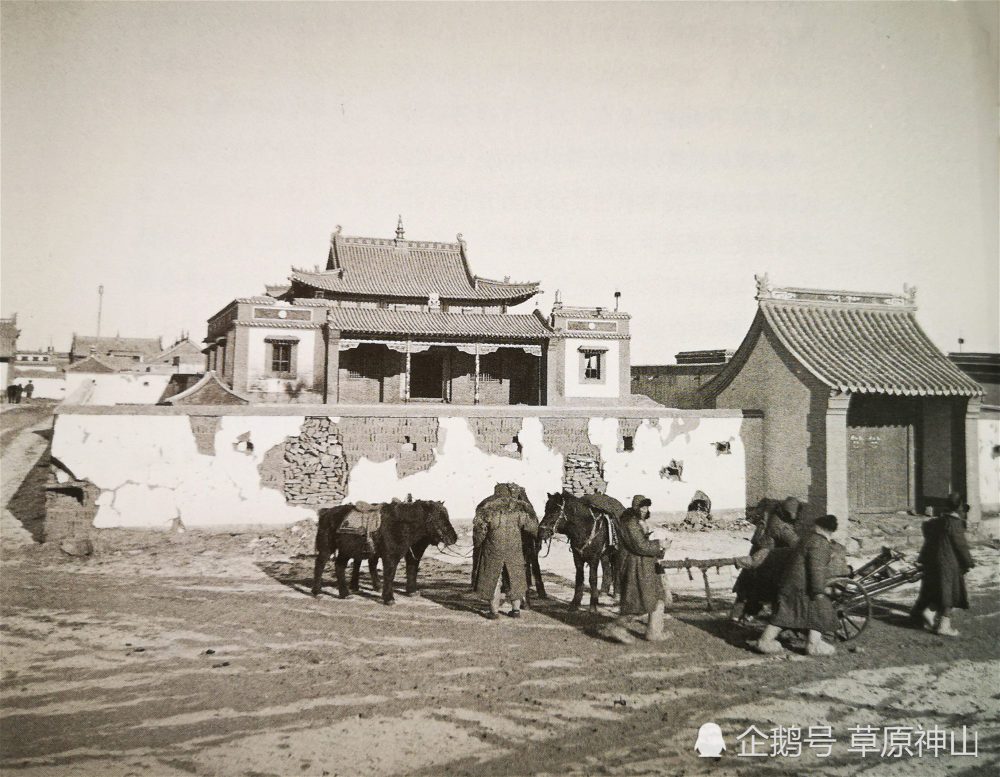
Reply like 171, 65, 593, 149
469, 417, 524, 459
563, 453, 607, 496
188, 416, 220, 455
618, 418, 643, 451
44, 476, 100, 543
278, 417, 349, 507
337, 416, 439, 479
541, 417, 600, 457
540, 417, 605, 495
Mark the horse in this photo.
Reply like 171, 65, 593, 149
375, 499, 458, 605
311, 503, 382, 598
538, 491, 621, 612
471, 483, 547, 607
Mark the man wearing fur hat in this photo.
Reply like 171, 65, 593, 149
604, 495, 668, 644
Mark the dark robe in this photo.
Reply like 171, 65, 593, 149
771, 530, 838, 634
473, 496, 538, 601
733, 511, 800, 615
616, 508, 664, 616
912, 511, 974, 612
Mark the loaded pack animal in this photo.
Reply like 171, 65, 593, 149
312, 502, 383, 598
312, 498, 458, 605
537, 491, 623, 612
471, 483, 546, 607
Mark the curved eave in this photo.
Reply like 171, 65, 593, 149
287, 275, 539, 304
759, 303, 983, 398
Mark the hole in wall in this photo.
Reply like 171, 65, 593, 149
233, 432, 254, 454
623, 435, 634, 452
713, 440, 731, 455
661, 460, 683, 481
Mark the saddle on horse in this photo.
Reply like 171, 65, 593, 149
336, 502, 383, 554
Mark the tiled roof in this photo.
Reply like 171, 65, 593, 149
759, 297, 983, 397
71, 335, 163, 360
152, 339, 205, 362
319, 308, 553, 339
287, 231, 540, 303
65, 355, 117, 373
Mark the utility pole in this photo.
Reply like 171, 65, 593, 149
96, 285, 104, 338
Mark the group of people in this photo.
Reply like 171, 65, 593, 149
470, 485, 977, 652
4, 380, 32, 403
472, 486, 673, 640
732, 492, 976, 656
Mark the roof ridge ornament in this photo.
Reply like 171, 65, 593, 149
396, 215, 405, 241
754, 273, 773, 300
903, 283, 917, 307
327, 226, 342, 272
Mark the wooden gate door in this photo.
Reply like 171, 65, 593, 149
848, 425, 913, 514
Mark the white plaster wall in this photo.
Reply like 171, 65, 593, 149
63, 373, 171, 405
562, 339, 619, 398
52, 414, 315, 528
50, 410, 753, 530
246, 328, 316, 387
345, 417, 564, 521
13, 376, 66, 399
590, 416, 747, 514
978, 415, 1000, 514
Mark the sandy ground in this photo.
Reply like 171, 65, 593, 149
2, 404, 998, 777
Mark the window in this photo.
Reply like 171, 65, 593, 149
271, 342, 292, 373
583, 350, 602, 380
347, 347, 380, 379
265, 338, 298, 376
477, 352, 502, 382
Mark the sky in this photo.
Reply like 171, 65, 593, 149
2, 1, 997, 364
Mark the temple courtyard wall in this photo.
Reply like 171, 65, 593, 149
50, 404, 763, 530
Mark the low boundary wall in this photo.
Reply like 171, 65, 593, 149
51, 404, 763, 530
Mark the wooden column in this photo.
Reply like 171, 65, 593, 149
404, 342, 411, 403
473, 344, 481, 405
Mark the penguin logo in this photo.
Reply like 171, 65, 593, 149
694, 722, 726, 757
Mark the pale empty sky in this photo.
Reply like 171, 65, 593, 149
2, 1, 997, 363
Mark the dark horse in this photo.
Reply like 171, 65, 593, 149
312, 503, 382, 598
313, 499, 458, 605
471, 483, 547, 606
538, 492, 620, 613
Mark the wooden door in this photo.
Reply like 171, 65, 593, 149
848, 425, 913, 514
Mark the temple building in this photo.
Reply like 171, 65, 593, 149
204, 221, 632, 406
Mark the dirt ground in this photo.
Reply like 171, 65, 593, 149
1, 404, 998, 777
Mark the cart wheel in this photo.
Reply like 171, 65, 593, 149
828, 577, 871, 642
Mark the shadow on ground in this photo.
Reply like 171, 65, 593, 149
256, 555, 622, 637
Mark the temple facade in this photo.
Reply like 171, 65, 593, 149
204, 222, 632, 406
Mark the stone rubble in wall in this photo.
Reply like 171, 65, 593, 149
282, 417, 348, 506
562, 453, 607, 496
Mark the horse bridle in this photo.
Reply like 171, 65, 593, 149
544, 495, 603, 555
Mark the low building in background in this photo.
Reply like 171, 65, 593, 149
147, 337, 206, 375
949, 352, 1000, 407
70, 335, 163, 370
631, 349, 733, 408
14, 347, 70, 372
